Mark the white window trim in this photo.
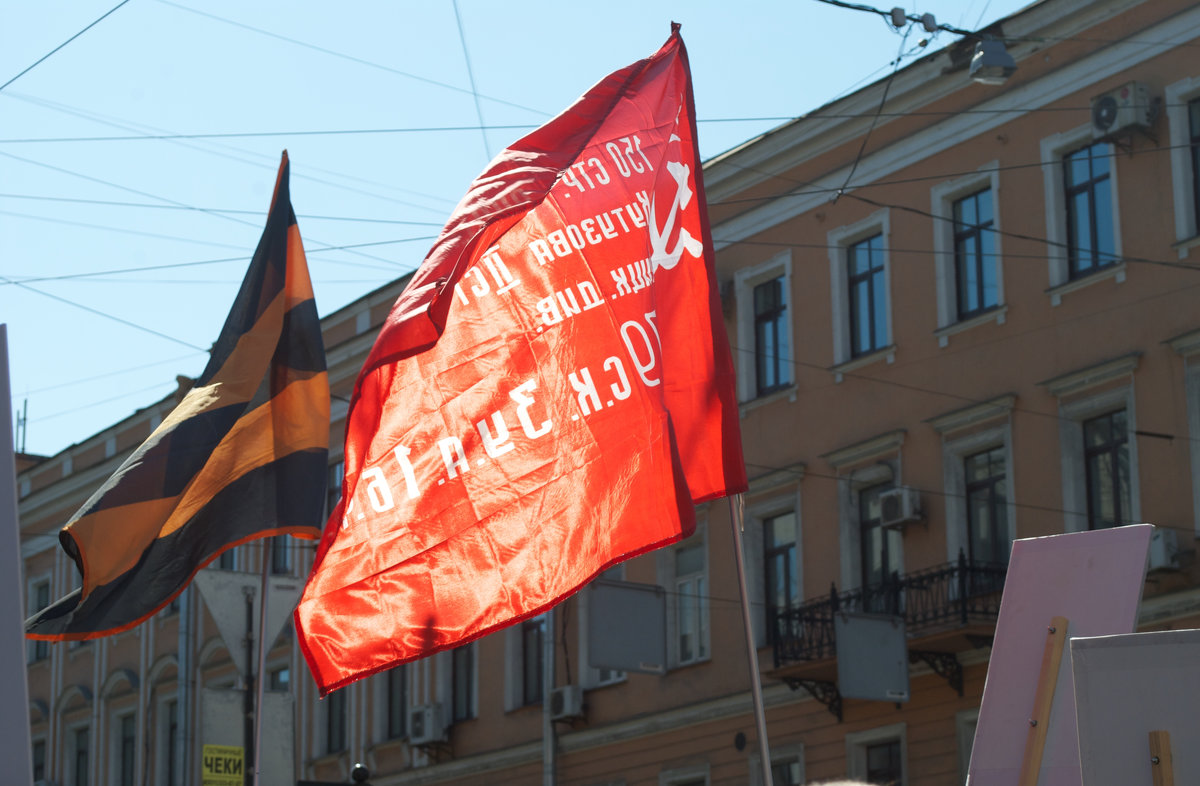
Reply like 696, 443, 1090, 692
743, 496, 803, 648
26, 573, 51, 664
734, 250, 795, 405
437, 643, 478, 723
65, 720, 90, 786
579, 565, 628, 690
826, 430, 904, 591
749, 741, 805, 786
1056, 384, 1140, 533
1040, 125, 1123, 303
940, 423, 1016, 565
846, 722, 908, 786
930, 163, 1006, 344
828, 209, 892, 369
1166, 75, 1200, 255
956, 708, 980, 785
155, 693, 179, 786
1172, 330, 1200, 538
109, 708, 138, 786
659, 762, 710, 786
657, 521, 710, 669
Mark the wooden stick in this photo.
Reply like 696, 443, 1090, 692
1149, 730, 1174, 786
1017, 616, 1069, 786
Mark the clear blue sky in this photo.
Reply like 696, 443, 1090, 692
1, 0, 1031, 457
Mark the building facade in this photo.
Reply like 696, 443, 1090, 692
20, 0, 1200, 783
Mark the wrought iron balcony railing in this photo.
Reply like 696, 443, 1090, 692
772, 553, 1008, 669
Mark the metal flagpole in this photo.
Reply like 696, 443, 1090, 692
727, 493, 775, 785
542, 606, 557, 786
252, 541, 271, 786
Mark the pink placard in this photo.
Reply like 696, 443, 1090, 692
968, 524, 1152, 786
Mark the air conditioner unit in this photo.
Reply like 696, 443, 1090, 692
407, 704, 446, 746
550, 684, 584, 721
1090, 81, 1153, 140
879, 486, 921, 528
1147, 527, 1180, 572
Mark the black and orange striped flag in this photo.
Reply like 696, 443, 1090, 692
26, 152, 329, 641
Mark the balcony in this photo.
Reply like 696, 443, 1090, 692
770, 554, 1007, 719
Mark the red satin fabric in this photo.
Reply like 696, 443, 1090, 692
296, 29, 746, 695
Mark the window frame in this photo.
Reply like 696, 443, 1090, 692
673, 533, 710, 667
752, 276, 790, 396
956, 708, 980, 786
847, 232, 888, 358
964, 445, 1010, 564
450, 643, 477, 723
325, 686, 348, 754
1063, 141, 1117, 279
1082, 409, 1132, 530
579, 564, 628, 689
1040, 125, 1123, 304
386, 665, 406, 740
27, 575, 51, 663
750, 742, 805, 786
68, 722, 90, 786
827, 431, 904, 591
828, 209, 893, 374
1165, 75, 1200, 255
734, 251, 794, 404
657, 522, 710, 669
846, 722, 908, 786
116, 711, 137, 786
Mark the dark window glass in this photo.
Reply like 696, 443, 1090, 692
848, 234, 887, 357
270, 535, 291, 575
965, 447, 1009, 564
269, 667, 290, 692
521, 616, 545, 706
74, 726, 89, 786
860, 484, 902, 613
953, 188, 998, 318
753, 276, 789, 395
763, 512, 798, 642
452, 645, 475, 722
1084, 410, 1131, 530
218, 548, 237, 571
32, 740, 45, 781
865, 739, 903, 785
327, 461, 345, 518
326, 688, 347, 753
1190, 97, 1200, 231
387, 666, 406, 739
772, 757, 803, 785
120, 714, 136, 786
1063, 143, 1115, 277
165, 702, 178, 786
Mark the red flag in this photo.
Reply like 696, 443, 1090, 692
296, 27, 746, 694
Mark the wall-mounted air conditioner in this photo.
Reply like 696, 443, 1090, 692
880, 486, 922, 528
1147, 527, 1180, 572
407, 704, 447, 746
1090, 81, 1153, 140
550, 684, 584, 721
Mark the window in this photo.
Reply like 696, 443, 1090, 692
846, 723, 907, 786
119, 713, 136, 786
752, 742, 805, 786
753, 277, 789, 396
956, 709, 980, 785
848, 234, 887, 358
1165, 76, 1200, 249
1083, 410, 1131, 530
866, 740, 903, 785
579, 565, 627, 688
29, 579, 50, 662
163, 701, 178, 786
1041, 127, 1122, 301
327, 460, 345, 518
1063, 142, 1116, 278
734, 252, 793, 403
521, 616, 546, 706
386, 666, 406, 739
451, 644, 475, 722
953, 189, 998, 319
829, 210, 892, 372
218, 547, 237, 571
965, 447, 1008, 564
1044, 354, 1140, 533
674, 538, 709, 665
659, 763, 710, 786
73, 726, 90, 786
326, 688, 347, 753
763, 511, 799, 643
269, 667, 290, 692
32, 739, 46, 783
270, 535, 291, 575
860, 483, 902, 613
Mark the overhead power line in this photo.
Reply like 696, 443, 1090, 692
0, 0, 132, 92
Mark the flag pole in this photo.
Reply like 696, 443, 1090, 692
727, 493, 774, 785
542, 606, 557, 785
252, 542, 271, 786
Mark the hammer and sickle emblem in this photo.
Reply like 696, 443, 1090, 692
648, 160, 705, 272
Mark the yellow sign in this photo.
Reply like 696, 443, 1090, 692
202, 744, 244, 786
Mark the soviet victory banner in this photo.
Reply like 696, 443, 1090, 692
296, 27, 746, 694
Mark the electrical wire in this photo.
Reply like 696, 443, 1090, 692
452, 0, 492, 162
0, 0, 132, 92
